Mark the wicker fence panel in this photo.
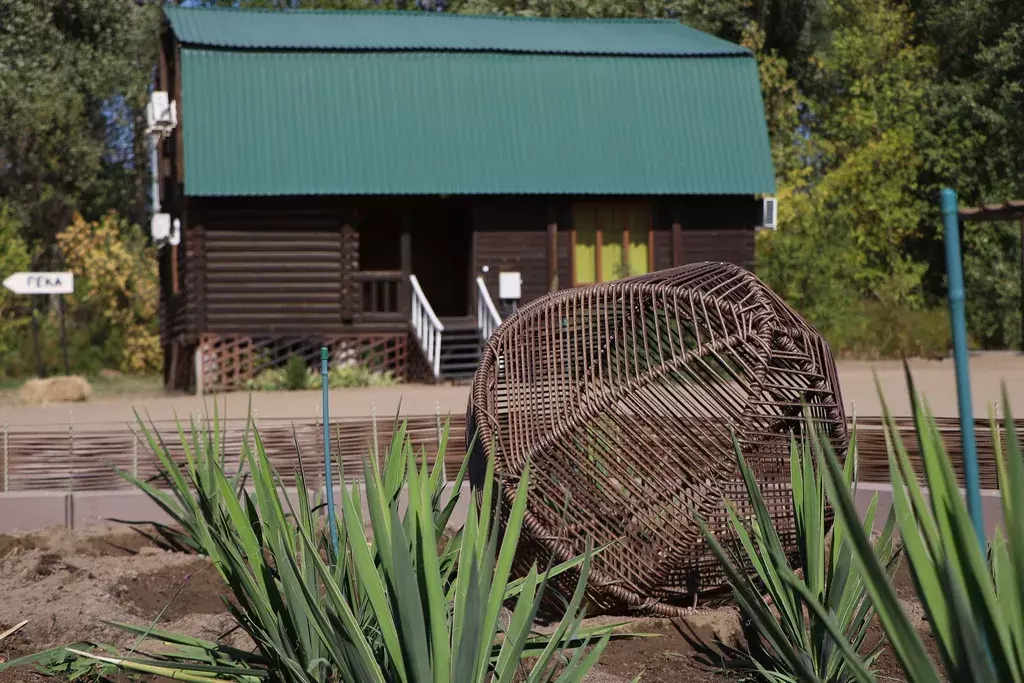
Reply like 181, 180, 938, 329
1, 413, 1013, 495
1, 415, 464, 494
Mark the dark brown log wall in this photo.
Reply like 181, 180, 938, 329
673, 195, 759, 270
679, 229, 756, 270
653, 231, 674, 271
200, 207, 346, 335
472, 200, 550, 306
160, 233, 190, 342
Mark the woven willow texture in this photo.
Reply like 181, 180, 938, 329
468, 262, 848, 615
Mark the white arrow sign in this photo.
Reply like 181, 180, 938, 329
3, 272, 75, 295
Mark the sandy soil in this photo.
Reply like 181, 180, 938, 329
4, 354, 1022, 432
0, 524, 939, 683
0, 525, 242, 683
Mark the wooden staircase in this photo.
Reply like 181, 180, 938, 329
438, 317, 483, 382
408, 274, 500, 384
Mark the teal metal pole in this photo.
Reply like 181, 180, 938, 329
321, 347, 339, 557
940, 188, 985, 545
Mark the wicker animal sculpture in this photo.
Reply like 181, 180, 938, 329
467, 262, 848, 616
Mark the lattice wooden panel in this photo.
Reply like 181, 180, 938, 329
341, 333, 409, 376
200, 334, 255, 394
198, 333, 411, 394
468, 262, 848, 616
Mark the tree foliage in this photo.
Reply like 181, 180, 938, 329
752, 0, 1023, 354
0, 0, 157, 249
0, 0, 1021, 374
57, 213, 161, 374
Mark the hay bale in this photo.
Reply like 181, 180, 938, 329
17, 376, 93, 405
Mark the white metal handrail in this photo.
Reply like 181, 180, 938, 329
409, 274, 445, 378
475, 276, 502, 341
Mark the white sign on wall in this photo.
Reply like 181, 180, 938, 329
2, 272, 75, 295
499, 271, 522, 300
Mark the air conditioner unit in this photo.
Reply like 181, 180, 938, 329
146, 91, 177, 134
151, 213, 171, 242
760, 196, 778, 230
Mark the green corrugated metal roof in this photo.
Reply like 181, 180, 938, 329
164, 6, 748, 57
169, 8, 776, 197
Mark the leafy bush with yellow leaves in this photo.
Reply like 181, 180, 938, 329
56, 212, 161, 373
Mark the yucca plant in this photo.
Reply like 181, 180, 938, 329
795, 376, 1024, 682
696, 426, 900, 683
108, 402, 249, 554
3, 415, 626, 683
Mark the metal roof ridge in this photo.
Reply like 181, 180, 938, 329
164, 6, 680, 25
176, 44, 753, 58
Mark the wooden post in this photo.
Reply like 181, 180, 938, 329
400, 212, 412, 315
468, 204, 479, 317
1020, 217, 1024, 355
569, 227, 577, 286
68, 408, 74, 495
671, 200, 683, 267
30, 305, 44, 379
132, 431, 139, 480
3, 412, 8, 493
672, 222, 683, 267
171, 244, 180, 294
622, 216, 630, 276
547, 221, 558, 292
648, 226, 655, 274
194, 223, 207, 334
58, 295, 69, 375
194, 344, 204, 395
340, 224, 356, 321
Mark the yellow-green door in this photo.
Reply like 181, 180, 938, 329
573, 202, 651, 284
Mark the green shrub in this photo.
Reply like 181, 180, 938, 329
284, 354, 309, 390
312, 363, 398, 389
824, 301, 954, 359
244, 366, 287, 391
246, 362, 397, 391
4, 416, 629, 683
698, 428, 900, 682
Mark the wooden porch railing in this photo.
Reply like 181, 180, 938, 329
475, 276, 501, 341
352, 270, 406, 323
409, 274, 444, 378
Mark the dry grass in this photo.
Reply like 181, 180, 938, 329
17, 375, 93, 405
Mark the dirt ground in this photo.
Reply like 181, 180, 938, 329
1, 524, 938, 683
3, 354, 1022, 432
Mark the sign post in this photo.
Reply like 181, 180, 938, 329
3, 272, 75, 378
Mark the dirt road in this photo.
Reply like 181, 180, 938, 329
2, 353, 1022, 430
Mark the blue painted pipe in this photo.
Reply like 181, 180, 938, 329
941, 188, 985, 546
322, 346, 340, 558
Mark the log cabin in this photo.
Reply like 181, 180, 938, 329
154, 6, 777, 393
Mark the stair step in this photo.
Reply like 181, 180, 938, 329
440, 369, 478, 378
441, 358, 480, 367
441, 344, 482, 353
